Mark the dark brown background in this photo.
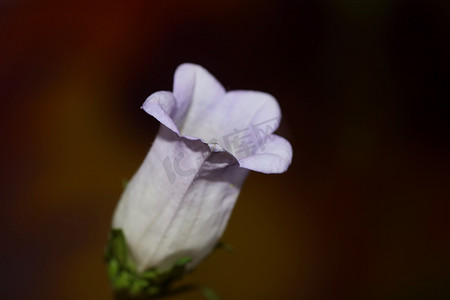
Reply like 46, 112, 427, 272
1, 0, 449, 299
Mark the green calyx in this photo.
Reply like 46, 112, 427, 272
104, 229, 192, 299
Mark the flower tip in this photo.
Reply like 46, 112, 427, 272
141, 91, 180, 135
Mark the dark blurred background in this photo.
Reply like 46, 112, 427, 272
1, 0, 449, 299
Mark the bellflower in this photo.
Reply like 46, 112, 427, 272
112, 63, 292, 273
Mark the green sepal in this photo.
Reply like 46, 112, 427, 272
105, 228, 192, 299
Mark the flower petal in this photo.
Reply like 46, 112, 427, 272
173, 63, 226, 128
181, 89, 281, 153
217, 90, 281, 136
141, 91, 180, 135
238, 134, 293, 173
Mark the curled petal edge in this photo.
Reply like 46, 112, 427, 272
238, 134, 293, 174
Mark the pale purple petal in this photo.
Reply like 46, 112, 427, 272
173, 63, 226, 128
180, 89, 281, 150
238, 134, 293, 173
141, 91, 180, 135
215, 90, 281, 137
